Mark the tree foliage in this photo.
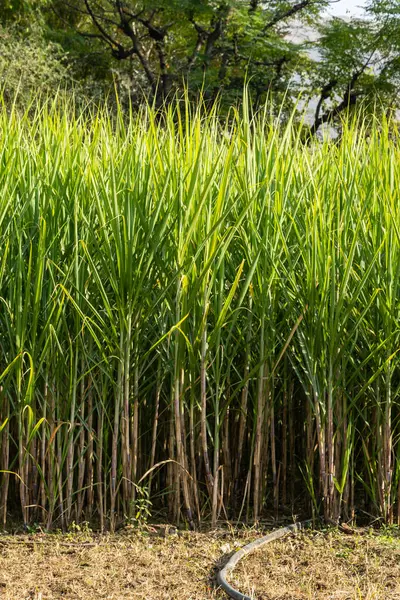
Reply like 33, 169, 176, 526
2, 0, 400, 130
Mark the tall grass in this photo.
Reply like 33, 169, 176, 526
0, 95, 399, 531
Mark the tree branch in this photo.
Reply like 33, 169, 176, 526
310, 74, 360, 136
313, 78, 338, 125
263, 0, 320, 30
187, 28, 207, 69
83, 0, 120, 48
310, 45, 378, 135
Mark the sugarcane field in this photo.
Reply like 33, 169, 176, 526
1, 0, 400, 598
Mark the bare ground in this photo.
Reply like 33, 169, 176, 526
0, 526, 399, 599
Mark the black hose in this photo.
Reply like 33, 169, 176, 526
217, 520, 315, 600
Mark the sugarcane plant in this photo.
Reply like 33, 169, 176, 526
0, 93, 399, 531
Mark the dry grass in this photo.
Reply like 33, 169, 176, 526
231, 528, 400, 600
1, 527, 399, 599
0, 526, 254, 600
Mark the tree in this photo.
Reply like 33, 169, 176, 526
307, 3, 400, 134
4, 0, 400, 131
48, 0, 331, 106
